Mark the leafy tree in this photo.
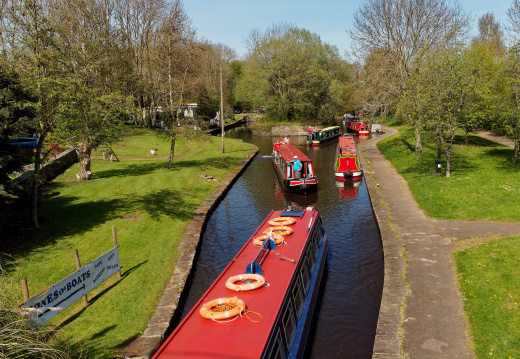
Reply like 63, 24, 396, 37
493, 45, 520, 164
236, 23, 350, 124
400, 47, 482, 178
472, 12, 505, 57
0, 67, 35, 204
5, 0, 65, 228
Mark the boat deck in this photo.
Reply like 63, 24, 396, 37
153, 210, 320, 359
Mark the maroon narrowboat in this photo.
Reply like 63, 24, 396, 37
151, 208, 329, 359
347, 120, 370, 135
272, 142, 318, 194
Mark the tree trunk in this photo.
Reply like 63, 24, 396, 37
414, 123, 422, 156
514, 140, 519, 165
168, 135, 176, 169
77, 141, 93, 180
445, 148, 451, 179
30, 135, 46, 229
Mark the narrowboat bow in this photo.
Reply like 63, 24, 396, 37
272, 142, 318, 194
334, 135, 363, 181
152, 209, 329, 359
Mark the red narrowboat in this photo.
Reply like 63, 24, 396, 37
347, 120, 370, 135
334, 135, 363, 181
272, 142, 318, 194
152, 209, 329, 359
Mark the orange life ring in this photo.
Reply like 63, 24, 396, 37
263, 226, 293, 236
268, 217, 296, 226
225, 274, 266, 291
200, 297, 245, 320
253, 233, 284, 246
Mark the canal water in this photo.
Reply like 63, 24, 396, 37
178, 124, 384, 359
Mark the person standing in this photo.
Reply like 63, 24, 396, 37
293, 155, 302, 178
284, 135, 290, 143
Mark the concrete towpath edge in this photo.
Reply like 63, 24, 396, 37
358, 128, 407, 359
119, 145, 259, 359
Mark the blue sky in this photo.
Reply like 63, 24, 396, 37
183, 0, 512, 59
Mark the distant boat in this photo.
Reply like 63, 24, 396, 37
334, 135, 363, 181
347, 121, 370, 135
272, 142, 318, 194
306, 126, 342, 146
152, 208, 329, 359
371, 123, 381, 133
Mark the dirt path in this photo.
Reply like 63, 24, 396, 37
365, 127, 520, 358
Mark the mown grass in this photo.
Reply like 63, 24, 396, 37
377, 127, 520, 221
454, 237, 520, 359
3, 127, 253, 358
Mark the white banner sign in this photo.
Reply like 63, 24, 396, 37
21, 246, 121, 326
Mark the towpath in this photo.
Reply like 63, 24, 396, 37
363, 127, 520, 359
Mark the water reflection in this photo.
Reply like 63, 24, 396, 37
178, 123, 383, 359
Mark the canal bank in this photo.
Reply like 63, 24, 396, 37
361, 126, 520, 359
120, 145, 258, 359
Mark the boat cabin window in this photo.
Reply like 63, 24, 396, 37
286, 163, 293, 179
282, 302, 297, 347
300, 257, 311, 295
307, 132, 316, 141
268, 329, 286, 359
307, 240, 316, 270
292, 276, 304, 318
306, 163, 314, 178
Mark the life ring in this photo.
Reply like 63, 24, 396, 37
225, 274, 266, 291
268, 217, 296, 226
264, 226, 293, 236
253, 233, 284, 246
200, 297, 245, 320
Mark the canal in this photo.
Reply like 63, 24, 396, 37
178, 123, 384, 359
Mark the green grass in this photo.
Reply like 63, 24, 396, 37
377, 127, 520, 221
4, 128, 253, 358
454, 237, 520, 359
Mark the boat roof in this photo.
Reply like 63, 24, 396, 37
153, 209, 319, 359
277, 142, 312, 162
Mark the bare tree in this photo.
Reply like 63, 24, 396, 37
349, 0, 471, 155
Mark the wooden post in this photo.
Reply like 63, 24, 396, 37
73, 249, 89, 306
112, 226, 122, 279
220, 65, 225, 154
22, 278, 29, 301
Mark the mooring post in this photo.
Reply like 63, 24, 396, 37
21, 278, 29, 301
73, 249, 89, 306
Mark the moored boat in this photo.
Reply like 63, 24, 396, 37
273, 141, 318, 194
306, 126, 342, 146
347, 120, 370, 135
152, 208, 329, 359
334, 135, 363, 181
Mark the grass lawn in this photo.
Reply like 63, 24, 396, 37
454, 237, 520, 359
376, 127, 520, 221
3, 127, 254, 358
378, 125, 520, 358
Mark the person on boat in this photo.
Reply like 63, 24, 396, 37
293, 155, 302, 179
284, 135, 290, 143
273, 141, 280, 162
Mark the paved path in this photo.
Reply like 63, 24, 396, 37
364, 127, 520, 359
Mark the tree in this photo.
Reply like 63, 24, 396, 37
236, 23, 350, 123
50, 0, 134, 180
0, 67, 35, 204
472, 12, 505, 56
349, 0, 471, 155
400, 47, 481, 178
4, 0, 64, 228
493, 45, 520, 164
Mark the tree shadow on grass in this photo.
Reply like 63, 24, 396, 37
94, 155, 244, 179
